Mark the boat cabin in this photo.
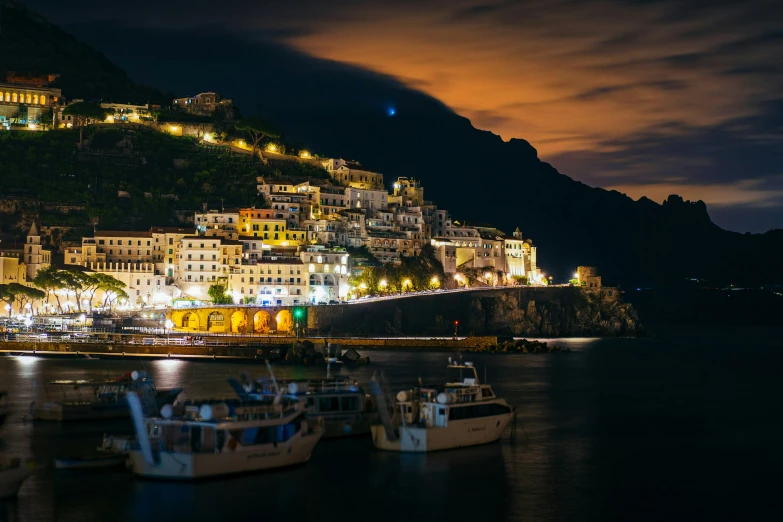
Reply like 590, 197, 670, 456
394, 362, 511, 429
144, 398, 307, 455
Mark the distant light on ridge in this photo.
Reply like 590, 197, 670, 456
387, 107, 396, 116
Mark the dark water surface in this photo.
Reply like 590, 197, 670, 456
1, 326, 781, 522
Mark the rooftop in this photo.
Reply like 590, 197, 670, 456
93, 230, 152, 238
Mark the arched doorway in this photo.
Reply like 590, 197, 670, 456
253, 311, 271, 333
275, 310, 294, 334
207, 311, 225, 332
182, 312, 199, 330
230, 311, 247, 333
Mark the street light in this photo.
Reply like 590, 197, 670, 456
293, 308, 305, 340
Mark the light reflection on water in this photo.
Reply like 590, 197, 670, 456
1, 329, 782, 522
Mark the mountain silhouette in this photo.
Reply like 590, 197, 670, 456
2, 0, 781, 286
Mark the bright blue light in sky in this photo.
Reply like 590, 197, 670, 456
387, 107, 396, 116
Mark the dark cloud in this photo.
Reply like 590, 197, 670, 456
21, 0, 783, 231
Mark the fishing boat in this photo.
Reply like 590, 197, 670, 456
125, 390, 324, 480
370, 358, 515, 452
54, 454, 127, 470
32, 371, 181, 421
232, 372, 379, 438
0, 459, 34, 499
0, 391, 8, 427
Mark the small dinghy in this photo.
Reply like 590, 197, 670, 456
54, 454, 126, 470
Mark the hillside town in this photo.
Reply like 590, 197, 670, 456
0, 74, 603, 319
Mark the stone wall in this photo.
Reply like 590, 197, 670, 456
308, 287, 642, 337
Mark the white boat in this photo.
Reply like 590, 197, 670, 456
370, 359, 515, 452
0, 459, 34, 499
32, 371, 181, 421
125, 391, 324, 480
233, 373, 379, 438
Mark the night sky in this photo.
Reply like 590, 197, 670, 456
23, 0, 783, 232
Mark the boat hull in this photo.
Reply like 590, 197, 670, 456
0, 466, 32, 499
371, 412, 514, 452
55, 455, 127, 469
33, 389, 181, 421
129, 431, 322, 480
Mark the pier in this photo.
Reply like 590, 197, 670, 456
0, 333, 498, 360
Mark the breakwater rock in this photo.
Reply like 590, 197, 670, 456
309, 287, 642, 337
470, 338, 569, 354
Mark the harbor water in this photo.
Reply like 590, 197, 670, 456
1, 325, 781, 521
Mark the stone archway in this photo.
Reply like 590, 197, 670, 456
230, 311, 248, 333
181, 312, 199, 330
207, 311, 225, 332
253, 311, 271, 333
275, 310, 294, 334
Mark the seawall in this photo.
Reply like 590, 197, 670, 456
308, 287, 642, 337
0, 335, 499, 359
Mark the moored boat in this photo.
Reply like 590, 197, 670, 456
370, 359, 515, 452
233, 373, 379, 438
32, 371, 181, 421
54, 454, 127, 470
0, 459, 34, 499
125, 390, 323, 480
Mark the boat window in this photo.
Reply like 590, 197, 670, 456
306, 398, 315, 407
191, 426, 202, 452
481, 388, 494, 398
438, 408, 445, 416
319, 397, 340, 412
449, 403, 511, 420
340, 396, 359, 412
243, 427, 260, 445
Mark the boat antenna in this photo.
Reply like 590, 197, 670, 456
265, 359, 281, 396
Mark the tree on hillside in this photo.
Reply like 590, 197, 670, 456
62, 102, 110, 150
234, 118, 280, 161
208, 283, 233, 304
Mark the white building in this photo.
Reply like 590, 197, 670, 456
194, 209, 240, 240
23, 222, 51, 280
301, 246, 350, 303
228, 256, 307, 306
177, 237, 242, 299
346, 187, 388, 211
321, 159, 384, 190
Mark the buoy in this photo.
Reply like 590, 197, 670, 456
160, 404, 173, 419
287, 382, 299, 395
396, 390, 409, 402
